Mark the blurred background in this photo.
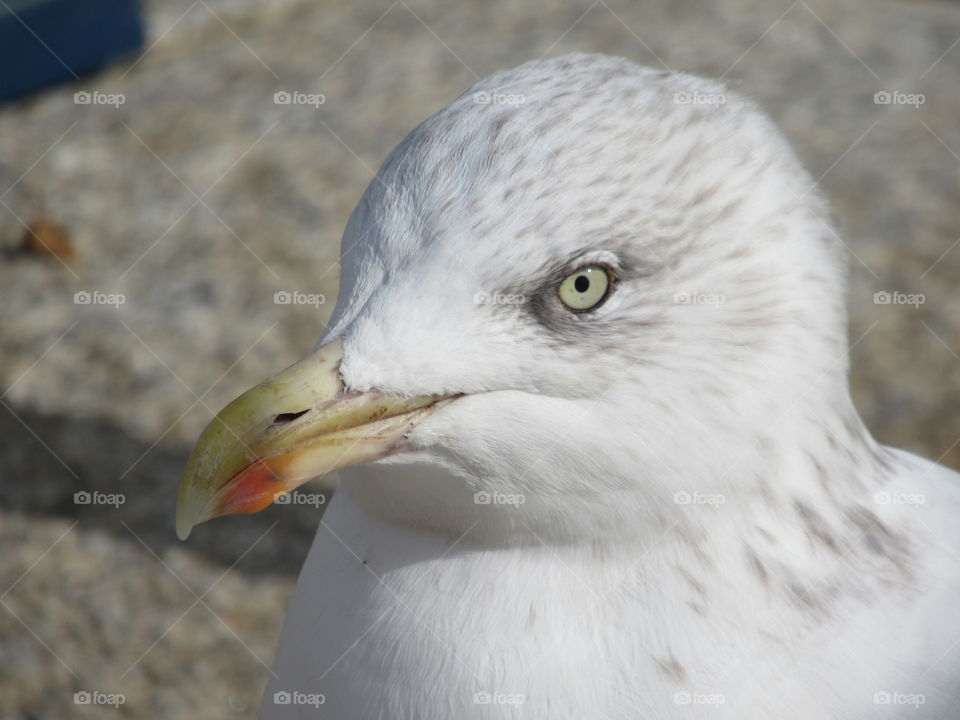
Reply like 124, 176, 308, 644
1, 0, 958, 716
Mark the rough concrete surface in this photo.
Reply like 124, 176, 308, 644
1, 0, 959, 717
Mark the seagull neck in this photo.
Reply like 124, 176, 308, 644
338, 391, 891, 551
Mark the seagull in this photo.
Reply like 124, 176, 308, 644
176, 53, 960, 719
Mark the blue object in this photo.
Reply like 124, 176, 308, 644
0, 0, 144, 102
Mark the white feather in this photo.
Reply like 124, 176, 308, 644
261, 54, 960, 719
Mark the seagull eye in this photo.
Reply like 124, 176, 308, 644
557, 265, 613, 312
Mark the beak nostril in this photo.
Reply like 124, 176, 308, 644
273, 409, 310, 424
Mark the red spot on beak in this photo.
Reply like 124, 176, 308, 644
213, 457, 292, 517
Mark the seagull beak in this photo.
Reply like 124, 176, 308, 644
176, 340, 448, 540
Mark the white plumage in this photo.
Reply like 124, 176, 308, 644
261, 54, 960, 719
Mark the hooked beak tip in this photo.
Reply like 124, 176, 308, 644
176, 519, 193, 542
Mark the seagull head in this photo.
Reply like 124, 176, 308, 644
177, 53, 853, 545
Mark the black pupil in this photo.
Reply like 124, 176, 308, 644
574, 275, 591, 293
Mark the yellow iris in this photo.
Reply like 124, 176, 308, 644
557, 265, 613, 311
